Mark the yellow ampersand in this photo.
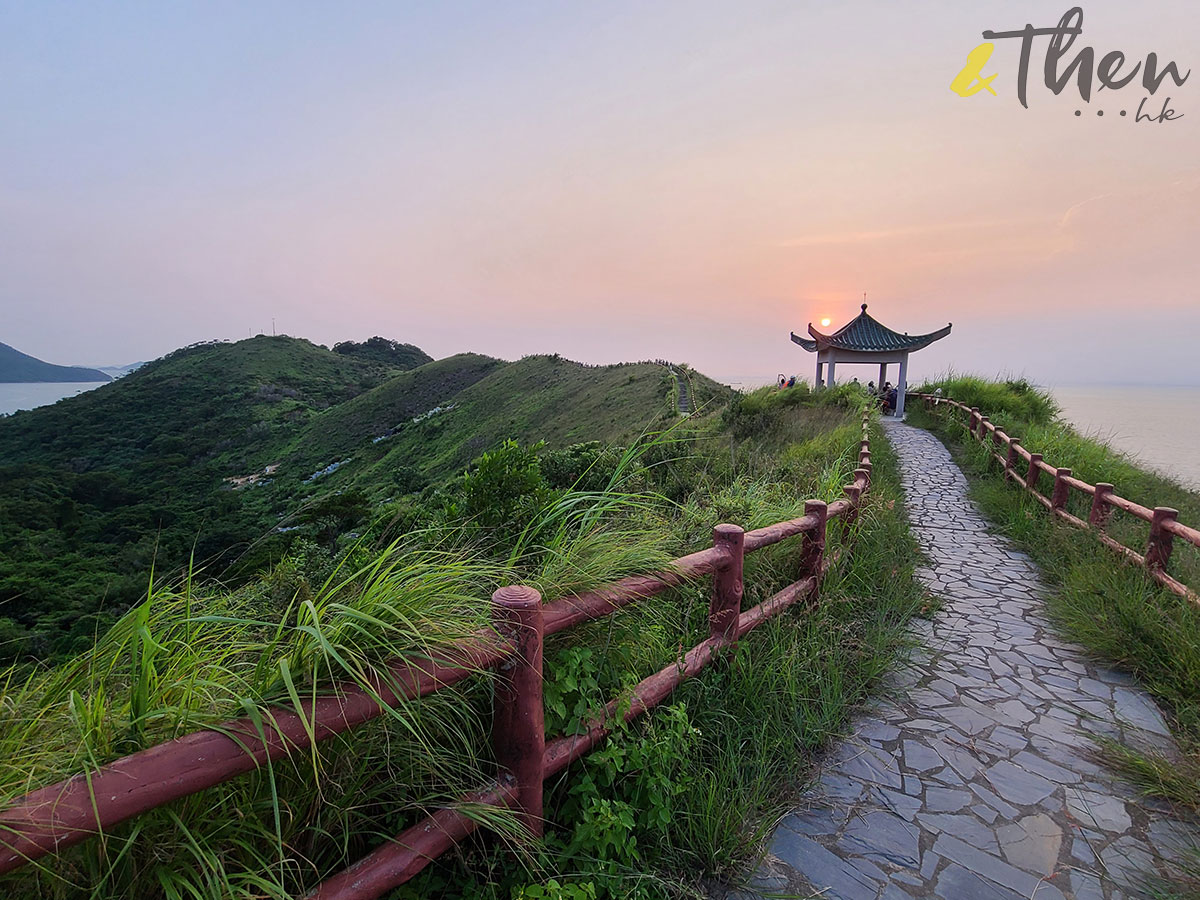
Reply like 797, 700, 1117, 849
950, 42, 998, 96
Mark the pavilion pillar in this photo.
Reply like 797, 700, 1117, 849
896, 353, 909, 417
816, 359, 824, 388
878, 363, 887, 388
826, 355, 836, 387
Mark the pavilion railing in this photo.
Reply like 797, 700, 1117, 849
0, 413, 875, 900
918, 395, 1199, 604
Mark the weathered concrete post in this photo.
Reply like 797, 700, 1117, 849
1147, 507, 1179, 572
1051, 468, 1072, 511
710, 524, 745, 646
1089, 484, 1115, 529
491, 586, 545, 836
800, 500, 828, 585
1026, 453, 1043, 492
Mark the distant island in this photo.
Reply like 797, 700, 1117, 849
95, 362, 146, 380
0, 342, 112, 383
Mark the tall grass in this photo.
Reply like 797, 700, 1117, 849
0, 545, 511, 899
915, 372, 1059, 428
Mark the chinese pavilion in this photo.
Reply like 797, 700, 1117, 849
790, 304, 951, 416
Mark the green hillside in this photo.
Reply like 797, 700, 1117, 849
0, 336, 399, 470
0, 338, 732, 660
275, 353, 505, 471
0, 336, 426, 655
364, 355, 729, 482
243, 355, 730, 498
0, 342, 111, 383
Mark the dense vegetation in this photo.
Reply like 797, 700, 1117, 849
0, 341, 111, 383
0, 338, 728, 661
910, 375, 1200, 896
332, 336, 433, 369
0, 379, 928, 899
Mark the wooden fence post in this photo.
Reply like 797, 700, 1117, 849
1051, 468, 1072, 511
1026, 453, 1043, 492
491, 586, 545, 837
800, 500, 828, 585
969, 407, 980, 433
1089, 484, 1114, 529
1147, 507, 1179, 572
859, 460, 872, 490
978, 416, 989, 441
1006, 439, 1020, 480
710, 524, 744, 646
843, 482, 863, 531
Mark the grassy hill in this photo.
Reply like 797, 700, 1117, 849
0, 336, 427, 654
0, 337, 398, 470
272, 353, 505, 472
0, 342, 111, 383
363, 355, 729, 482
0, 338, 732, 660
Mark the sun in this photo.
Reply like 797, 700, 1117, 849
820, 317, 831, 327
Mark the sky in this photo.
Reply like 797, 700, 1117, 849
1, 1, 1197, 386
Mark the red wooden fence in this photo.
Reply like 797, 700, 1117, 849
919, 395, 1199, 604
0, 411, 875, 900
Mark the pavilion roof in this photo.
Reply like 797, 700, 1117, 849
790, 304, 951, 353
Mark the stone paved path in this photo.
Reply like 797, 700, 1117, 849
739, 419, 1196, 900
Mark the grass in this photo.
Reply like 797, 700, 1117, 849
908, 377, 1200, 897
0, 544, 521, 900
355, 356, 732, 488
0, 390, 928, 899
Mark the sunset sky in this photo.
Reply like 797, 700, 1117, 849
2, 1, 1196, 385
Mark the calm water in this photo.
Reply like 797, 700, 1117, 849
0, 382, 106, 415
1049, 385, 1200, 491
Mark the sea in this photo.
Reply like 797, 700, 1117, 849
3, 379, 1198, 491
0, 382, 107, 416
715, 376, 1200, 492
1049, 385, 1200, 491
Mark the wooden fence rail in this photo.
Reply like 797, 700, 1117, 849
919, 395, 1198, 604
0, 412, 876, 900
